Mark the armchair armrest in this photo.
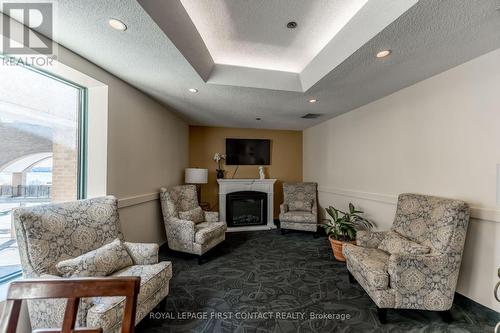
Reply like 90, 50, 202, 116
280, 203, 288, 214
356, 230, 388, 248
204, 211, 219, 222
167, 218, 196, 242
387, 252, 460, 310
123, 242, 159, 265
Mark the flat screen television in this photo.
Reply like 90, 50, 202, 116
226, 138, 271, 165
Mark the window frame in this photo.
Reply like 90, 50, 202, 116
0, 53, 88, 283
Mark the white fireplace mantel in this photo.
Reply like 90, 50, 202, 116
217, 179, 277, 232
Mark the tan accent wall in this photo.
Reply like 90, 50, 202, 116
189, 126, 303, 218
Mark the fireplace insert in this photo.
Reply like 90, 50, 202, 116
226, 191, 267, 227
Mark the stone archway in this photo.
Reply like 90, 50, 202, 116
0, 152, 53, 198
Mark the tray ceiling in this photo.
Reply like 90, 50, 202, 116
140, 0, 418, 91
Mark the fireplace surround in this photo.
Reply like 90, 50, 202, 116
217, 179, 277, 231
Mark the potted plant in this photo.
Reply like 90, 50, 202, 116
213, 153, 226, 179
322, 203, 374, 262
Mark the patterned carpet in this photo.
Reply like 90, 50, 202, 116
137, 230, 497, 333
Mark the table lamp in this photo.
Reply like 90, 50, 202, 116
185, 168, 208, 204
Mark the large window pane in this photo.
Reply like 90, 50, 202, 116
0, 60, 84, 281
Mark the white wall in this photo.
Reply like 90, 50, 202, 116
303, 48, 500, 312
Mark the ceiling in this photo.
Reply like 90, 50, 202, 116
139, 0, 417, 91
6, 0, 500, 130
179, 0, 369, 73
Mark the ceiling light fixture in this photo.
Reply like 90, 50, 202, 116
188, 88, 198, 93
376, 49, 392, 58
108, 18, 127, 31
308, 99, 317, 103
287, 21, 298, 29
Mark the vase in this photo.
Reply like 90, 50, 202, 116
216, 169, 225, 179
329, 236, 356, 262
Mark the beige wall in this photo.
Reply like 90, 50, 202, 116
57, 46, 189, 244
303, 48, 500, 312
189, 126, 303, 218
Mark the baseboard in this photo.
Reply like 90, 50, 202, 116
454, 292, 500, 323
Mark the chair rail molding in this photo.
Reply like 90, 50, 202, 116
317, 186, 500, 224
117, 192, 160, 209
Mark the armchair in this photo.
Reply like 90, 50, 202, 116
279, 182, 318, 234
343, 193, 470, 323
13, 196, 172, 333
159, 185, 226, 263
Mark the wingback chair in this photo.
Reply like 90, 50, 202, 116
343, 193, 470, 323
13, 196, 172, 333
160, 185, 226, 263
279, 182, 318, 234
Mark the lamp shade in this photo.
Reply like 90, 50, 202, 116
185, 168, 208, 184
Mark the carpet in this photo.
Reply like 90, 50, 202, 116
137, 230, 497, 333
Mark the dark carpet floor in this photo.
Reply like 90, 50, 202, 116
137, 230, 498, 333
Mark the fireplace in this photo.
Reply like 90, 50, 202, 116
226, 191, 267, 227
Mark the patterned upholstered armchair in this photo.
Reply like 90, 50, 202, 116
13, 196, 172, 333
160, 185, 227, 263
279, 182, 318, 234
343, 193, 470, 323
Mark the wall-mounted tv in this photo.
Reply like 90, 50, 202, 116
226, 138, 271, 165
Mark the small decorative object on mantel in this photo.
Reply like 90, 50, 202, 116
259, 166, 265, 180
322, 203, 374, 262
213, 152, 226, 179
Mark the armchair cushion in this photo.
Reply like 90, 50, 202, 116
123, 242, 159, 265
279, 211, 317, 224
179, 207, 204, 223
378, 231, 431, 255
56, 239, 133, 277
343, 243, 390, 290
288, 200, 312, 212
87, 261, 172, 332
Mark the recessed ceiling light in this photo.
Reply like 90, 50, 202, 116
188, 88, 198, 93
308, 99, 317, 103
108, 18, 127, 31
287, 21, 298, 29
376, 49, 392, 58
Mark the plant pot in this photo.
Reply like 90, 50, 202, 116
329, 236, 355, 262
216, 169, 225, 179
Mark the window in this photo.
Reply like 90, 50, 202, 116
0, 57, 86, 282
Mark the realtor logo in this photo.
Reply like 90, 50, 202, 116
2, 2, 54, 55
